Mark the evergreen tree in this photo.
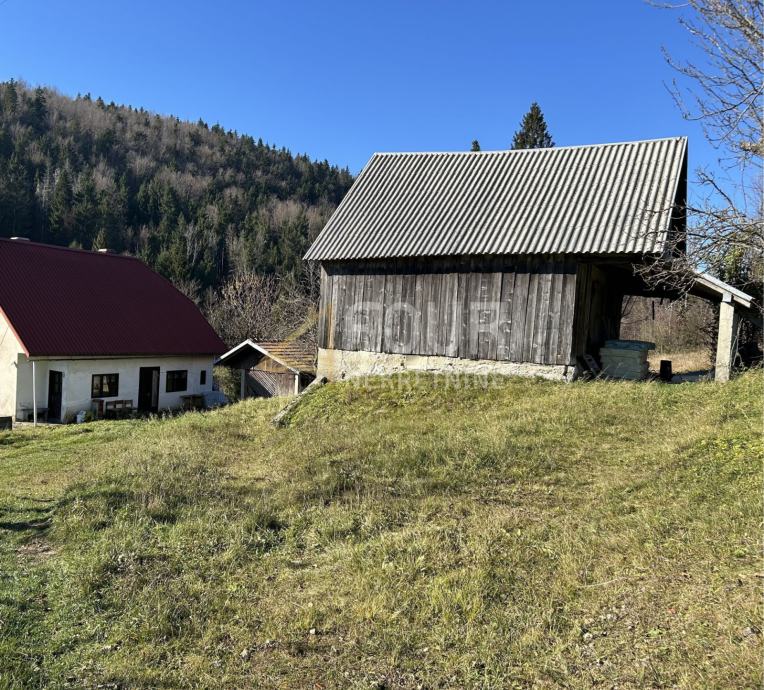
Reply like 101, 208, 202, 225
28, 88, 48, 133
0, 154, 32, 235
471, 140, 481, 151
92, 228, 108, 250
2, 79, 18, 114
511, 102, 554, 149
73, 169, 99, 244
50, 167, 74, 241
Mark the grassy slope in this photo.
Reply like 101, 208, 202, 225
0, 373, 761, 689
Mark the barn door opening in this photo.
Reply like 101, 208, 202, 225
47, 370, 63, 422
138, 367, 160, 413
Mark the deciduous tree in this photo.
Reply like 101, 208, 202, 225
646, 0, 762, 313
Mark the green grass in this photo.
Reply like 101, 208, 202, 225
0, 372, 762, 689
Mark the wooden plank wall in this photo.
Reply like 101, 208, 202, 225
246, 370, 295, 397
571, 263, 623, 358
317, 257, 578, 366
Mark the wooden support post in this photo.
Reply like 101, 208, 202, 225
715, 296, 739, 382
240, 368, 246, 399
294, 373, 300, 395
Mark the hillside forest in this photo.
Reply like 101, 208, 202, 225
0, 80, 354, 342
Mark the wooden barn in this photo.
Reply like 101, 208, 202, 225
304, 138, 755, 381
216, 340, 316, 398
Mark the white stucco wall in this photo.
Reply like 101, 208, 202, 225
14, 354, 214, 421
15, 357, 50, 420
0, 311, 24, 418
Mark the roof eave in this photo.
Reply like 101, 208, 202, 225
693, 271, 754, 309
0, 304, 30, 357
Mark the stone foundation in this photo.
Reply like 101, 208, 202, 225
317, 348, 573, 382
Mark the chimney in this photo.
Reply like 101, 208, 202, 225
10, 237, 30, 241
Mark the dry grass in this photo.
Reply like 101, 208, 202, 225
648, 349, 712, 374
0, 372, 761, 689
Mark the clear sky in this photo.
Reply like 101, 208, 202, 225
0, 0, 717, 179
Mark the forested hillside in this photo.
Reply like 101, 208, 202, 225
0, 80, 353, 295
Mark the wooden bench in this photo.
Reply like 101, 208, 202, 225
19, 406, 48, 422
180, 394, 205, 411
103, 399, 134, 419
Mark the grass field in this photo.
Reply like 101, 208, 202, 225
1, 371, 762, 689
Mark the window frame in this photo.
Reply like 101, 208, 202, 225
166, 370, 188, 393
91, 373, 119, 398
200, 369, 207, 386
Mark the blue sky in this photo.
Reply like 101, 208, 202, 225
1, 0, 716, 178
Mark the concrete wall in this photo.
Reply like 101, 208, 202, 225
317, 347, 571, 382
714, 299, 740, 382
14, 355, 214, 421
0, 311, 24, 418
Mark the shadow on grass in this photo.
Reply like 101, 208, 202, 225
0, 518, 52, 532
0, 501, 54, 534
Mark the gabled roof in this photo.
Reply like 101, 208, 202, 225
305, 137, 688, 261
215, 339, 316, 375
0, 239, 226, 357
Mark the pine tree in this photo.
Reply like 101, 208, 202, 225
50, 167, 74, 241
511, 102, 554, 149
471, 140, 481, 152
0, 154, 33, 235
74, 169, 99, 244
2, 79, 18, 114
28, 88, 48, 133
92, 228, 108, 250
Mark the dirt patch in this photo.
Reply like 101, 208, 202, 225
16, 539, 56, 561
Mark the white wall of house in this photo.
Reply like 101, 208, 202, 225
13, 354, 214, 421
0, 311, 24, 418
15, 357, 50, 420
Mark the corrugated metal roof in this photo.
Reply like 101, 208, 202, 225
0, 239, 226, 357
304, 137, 687, 261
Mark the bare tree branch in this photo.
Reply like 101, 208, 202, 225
643, 0, 763, 318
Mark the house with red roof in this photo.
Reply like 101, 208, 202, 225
0, 238, 226, 423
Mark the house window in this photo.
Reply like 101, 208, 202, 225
92, 373, 119, 398
166, 370, 188, 393
200, 370, 207, 386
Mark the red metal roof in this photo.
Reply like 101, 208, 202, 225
0, 239, 226, 357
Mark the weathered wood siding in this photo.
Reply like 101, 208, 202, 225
571, 263, 623, 358
317, 257, 578, 366
246, 370, 295, 397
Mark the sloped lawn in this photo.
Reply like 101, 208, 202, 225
1, 372, 761, 688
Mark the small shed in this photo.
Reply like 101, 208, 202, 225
216, 340, 316, 398
303, 138, 757, 382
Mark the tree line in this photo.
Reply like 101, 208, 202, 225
0, 80, 354, 301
